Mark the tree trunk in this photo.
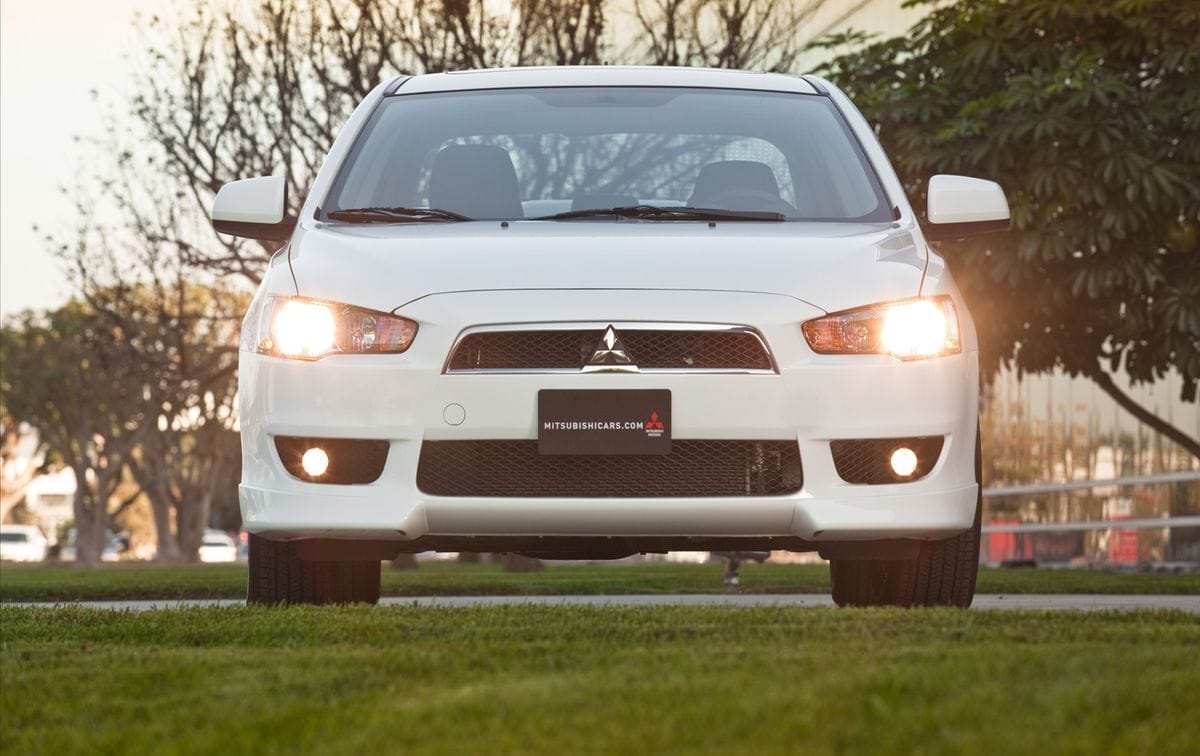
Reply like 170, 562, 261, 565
148, 483, 181, 562
72, 481, 108, 567
175, 490, 212, 564
1086, 368, 1200, 460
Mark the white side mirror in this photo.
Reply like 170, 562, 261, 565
925, 174, 1010, 240
211, 176, 293, 241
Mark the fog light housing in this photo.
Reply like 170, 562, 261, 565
889, 447, 918, 477
301, 447, 330, 477
275, 436, 391, 484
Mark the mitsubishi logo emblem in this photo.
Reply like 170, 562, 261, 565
583, 326, 638, 372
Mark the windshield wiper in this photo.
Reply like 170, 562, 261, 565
533, 205, 785, 222
326, 207, 473, 223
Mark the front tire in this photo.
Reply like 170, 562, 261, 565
830, 431, 982, 608
247, 534, 381, 605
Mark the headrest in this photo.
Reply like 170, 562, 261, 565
429, 144, 523, 219
689, 160, 781, 208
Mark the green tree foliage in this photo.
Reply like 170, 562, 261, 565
0, 304, 149, 564
817, 0, 1200, 456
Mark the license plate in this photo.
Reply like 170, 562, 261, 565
538, 389, 671, 455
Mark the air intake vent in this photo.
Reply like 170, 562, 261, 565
416, 440, 802, 497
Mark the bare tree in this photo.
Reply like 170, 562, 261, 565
626, 0, 826, 70
125, 0, 609, 285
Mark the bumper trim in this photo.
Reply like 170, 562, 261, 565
239, 483, 979, 542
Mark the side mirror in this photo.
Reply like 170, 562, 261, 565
924, 174, 1010, 241
210, 176, 295, 242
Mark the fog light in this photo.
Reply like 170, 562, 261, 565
301, 447, 330, 477
889, 447, 918, 477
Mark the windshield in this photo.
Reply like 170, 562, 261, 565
323, 87, 892, 223
0, 532, 30, 543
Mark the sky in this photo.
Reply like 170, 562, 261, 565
0, 0, 157, 318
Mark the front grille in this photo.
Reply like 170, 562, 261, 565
416, 440, 802, 497
830, 436, 944, 484
445, 327, 773, 371
275, 436, 390, 484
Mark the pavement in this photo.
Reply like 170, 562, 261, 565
8, 594, 1200, 612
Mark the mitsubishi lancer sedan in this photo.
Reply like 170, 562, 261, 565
212, 66, 1009, 607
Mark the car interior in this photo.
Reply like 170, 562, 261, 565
424, 145, 797, 219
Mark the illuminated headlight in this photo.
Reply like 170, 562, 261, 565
802, 296, 960, 360
254, 296, 418, 359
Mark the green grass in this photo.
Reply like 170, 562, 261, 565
1, 561, 1198, 603
1, 605, 1197, 754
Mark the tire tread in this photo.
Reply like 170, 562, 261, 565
248, 534, 380, 605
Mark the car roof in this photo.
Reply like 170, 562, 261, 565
393, 66, 821, 96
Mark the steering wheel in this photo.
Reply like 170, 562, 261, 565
696, 188, 795, 215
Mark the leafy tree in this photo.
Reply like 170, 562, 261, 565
53, 191, 246, 563
817, 0, 1200, 458
0, 304, 150, 565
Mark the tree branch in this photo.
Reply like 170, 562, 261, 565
1086, 366, 1200, 460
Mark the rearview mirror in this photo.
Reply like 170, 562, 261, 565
924, 174, 1010, 241
210, 176, 295, 242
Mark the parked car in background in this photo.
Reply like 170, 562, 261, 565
0, 524, 49, 562
198, 530, 239, 563
58, 530, 127, 563
214, 66, 1008, 607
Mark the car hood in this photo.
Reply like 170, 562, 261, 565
287, 220, 927, 315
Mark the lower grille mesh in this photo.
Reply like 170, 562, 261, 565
830, 436, 944, 484
417, 440, 802, 497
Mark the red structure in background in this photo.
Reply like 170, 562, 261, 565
1108, 516, 1140, 564
984, 519, 1031, 562
984, 521, 1087, 563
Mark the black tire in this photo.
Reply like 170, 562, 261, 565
247, 534, 381, 605
830, 430, 982, 608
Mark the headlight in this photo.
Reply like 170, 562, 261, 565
802, 296, 960, 360
254, 296, 418, 359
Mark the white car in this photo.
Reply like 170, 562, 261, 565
198, 529, 239, 563
213, 67, 1008, 607
0, 524, 49, 562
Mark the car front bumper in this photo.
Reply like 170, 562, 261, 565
239, 289, 980, 546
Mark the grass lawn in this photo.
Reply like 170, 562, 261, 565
1, 605, 1197, 754
1, 561, 1198, 603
